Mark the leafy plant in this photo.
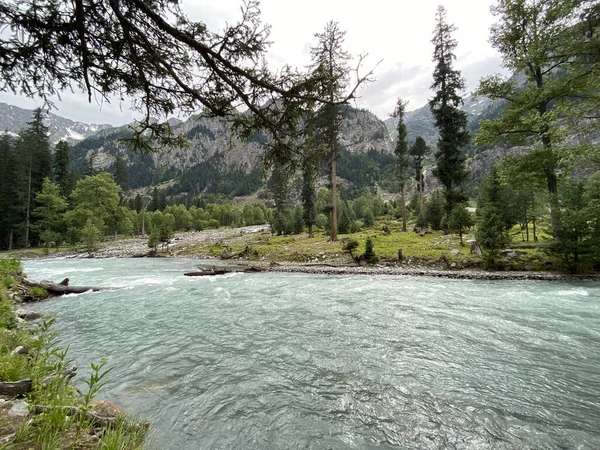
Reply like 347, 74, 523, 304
82, 358, 114, 409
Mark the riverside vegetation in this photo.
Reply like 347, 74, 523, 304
0, 259, 148, 448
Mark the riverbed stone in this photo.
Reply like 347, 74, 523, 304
91, 400, 124, 418
8, 400, 28, 418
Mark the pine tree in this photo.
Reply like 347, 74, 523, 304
53, 140, 74, 196
448, 205, 474, 246
429, 6, 469, 216
32, 178, 67, 247
311, 21, 351, 242
0, 133, 24, 249
392, 98, 410, 232
475, 166, 515, 267
113, 155, 130, 192
19, 108, 52, 247
409, 136, 429, 215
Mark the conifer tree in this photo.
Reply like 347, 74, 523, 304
409, 136, 429, 215
311, 21, 351, 242
113, 155, 130, 193
19, 108, 52, 247
392, 98, 410, 232
475, 166, 515, 267
429, 6, 469, 216
53, 140, 74, 196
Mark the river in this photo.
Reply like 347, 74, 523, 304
23, 258, 600, 449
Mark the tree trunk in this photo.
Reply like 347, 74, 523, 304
401, 184, 407, 232
419, 172, 424, 216
0, 379, 32, 396
8, 228, 13, 251
22, 278, 106, 295
25, 164, 32, 248
330, 156, 337, 242
141, 206, 146, 236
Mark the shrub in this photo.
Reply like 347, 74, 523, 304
364, 238, 378, 264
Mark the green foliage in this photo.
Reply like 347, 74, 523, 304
292, 204, 304, 235
475, 0, 600, 236
423, 191, 446, 230
82, 358, 114, 409
476, 167, 514, 267
82, 218, 101, 254
66, 172, 121, 242
448, 205, 474, 246
27, 286, 49, 298
430, 6, 469, 214
32, 178, 68, 246
342, 239, 359, 257
53, 140, 75, 197
0, 300, 17, 329
363, 238, 378, 264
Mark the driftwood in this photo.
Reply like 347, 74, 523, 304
42, 366, 77, 387
22, 278, 106, 295
0, 379, 33, 397
184, 268, 230, 276
184, 266, 264, 277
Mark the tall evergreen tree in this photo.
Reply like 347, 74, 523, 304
392, 98, 410, 232
409, 136, 430, 215
429, 6, 469, 216
19, 108, 52, 247
53, 140, 74, 196
311, 21, 351, 242
0, 133, 24, 249
476, 166, 515, 267
32, 178, 67, 247
113, 155, 130, 193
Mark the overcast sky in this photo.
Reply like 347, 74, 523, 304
0, 0, 507, 126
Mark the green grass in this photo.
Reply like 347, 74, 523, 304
0, 259, 149, 449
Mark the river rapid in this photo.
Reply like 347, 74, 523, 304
23, 258, 600, 449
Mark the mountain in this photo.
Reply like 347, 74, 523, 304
0, 102, 113, 144
383, 93, 495, 149
66, 105, 396, 199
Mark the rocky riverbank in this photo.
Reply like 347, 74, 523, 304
5, 225, 599, 281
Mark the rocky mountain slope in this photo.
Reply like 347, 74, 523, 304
0, 102, 113, 144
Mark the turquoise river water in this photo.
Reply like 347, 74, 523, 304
23, 258, 600, 449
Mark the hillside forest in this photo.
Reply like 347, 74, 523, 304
0, 1, 599, 273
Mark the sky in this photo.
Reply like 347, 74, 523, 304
0, 0, 507, 126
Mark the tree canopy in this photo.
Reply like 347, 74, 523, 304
0, 0, 372, 149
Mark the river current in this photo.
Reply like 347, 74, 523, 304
23, 258, 600, 449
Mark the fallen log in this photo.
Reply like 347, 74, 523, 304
184, 266, 265, 276
184, 268, 230, 276
0, 379, 33, 397
22, 278, 106, 295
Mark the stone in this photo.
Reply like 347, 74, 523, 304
8, 400, 28, 418
450, 262, 457, 269
15, 309, 43, 321
507, 252, 519, 259
91, 400, 124, 418
470, 242, 482, 255
450, 249, 459, 256
10, 346, 29, 356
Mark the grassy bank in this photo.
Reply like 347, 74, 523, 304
179, 220, 554, 272
0, 259, 147, 449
